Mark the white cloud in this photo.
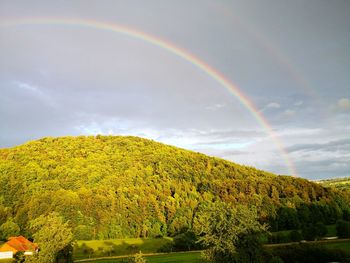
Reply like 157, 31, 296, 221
259, 102, 281, 113
267, 102, 281, 109
294, 101, 303, 106
13, 81, 57, 108
15, 81, 40, 93
274, 127, 323, 139
283, 109, 296, 117
206, 103, 226, 111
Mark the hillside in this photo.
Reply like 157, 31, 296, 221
0, 136, 349, 240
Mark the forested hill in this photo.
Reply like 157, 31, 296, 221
0, 136, 349, 240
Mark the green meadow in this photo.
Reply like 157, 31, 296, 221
322, 240, 350, 253
74, 237, 172, 260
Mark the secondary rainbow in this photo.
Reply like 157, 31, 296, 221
0, 17, 298, 176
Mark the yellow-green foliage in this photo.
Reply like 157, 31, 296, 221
0, 136, 348, 239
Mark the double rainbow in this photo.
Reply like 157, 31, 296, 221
0, 17, 297, 176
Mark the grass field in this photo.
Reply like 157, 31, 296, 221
79, 251, 202, 263
74, 237, 172, 260
146, 252, 202, 263
322, 240, 350, 253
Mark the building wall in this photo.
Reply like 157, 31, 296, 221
0, 251, 13, 259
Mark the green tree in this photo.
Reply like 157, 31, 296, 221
173, 231, 199, 251
302, 224, 317, 241
25, 212, 73, 263
235, 232, 266, 263
302, 222, 327, 241
129, 251, 147, 263
343, 209, 350, 221
74, 225, 93, 240
14, 251, 25, 263
336, 220, 350, 238
289, 230, 303, 242
314, 222, 327, 238
0, 219, 20, 240
194, 202, 266, 263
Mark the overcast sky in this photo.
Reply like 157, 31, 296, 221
0, 0, 349, 180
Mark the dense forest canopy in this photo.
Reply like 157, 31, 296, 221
0, 136, 349, 240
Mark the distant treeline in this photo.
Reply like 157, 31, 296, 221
0, 136, 349, 240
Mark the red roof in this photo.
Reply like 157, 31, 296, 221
5, 236, 38, 252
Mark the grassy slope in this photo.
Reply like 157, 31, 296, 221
323, 240, 350, 253
74, 238, 172, 260
146, 252, 202, 263
75, 240, 350, 263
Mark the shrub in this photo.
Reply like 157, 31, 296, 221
289, 230, 303, 242
336, 219, 350, 238
271, 244, 347, 263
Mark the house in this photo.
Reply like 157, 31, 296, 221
0, 236, 38, 259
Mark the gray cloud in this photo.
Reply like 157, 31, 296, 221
288, 139, 350, 154
0, 0, 350, 179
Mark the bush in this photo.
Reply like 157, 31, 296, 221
336, 220, 350, 238
270, 244, 347, 263
268, 233, 290, 244
314, 222, 327, 238
74, 225, 93, 240
302, 224, 321, 241
128, 252, 146, 263
268, 256, 284, 263
157, 242, 173, 253
172, 231, 200, 251
234, 232, 266, 263
343, 209, 350, 221
289, 230, 303, 242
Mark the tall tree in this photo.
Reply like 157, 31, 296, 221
0, 218, 20, 240
194, 202, 266, 263
25, 212, 73, 263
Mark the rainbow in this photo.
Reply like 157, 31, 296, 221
218, 6, 316, 98
0, 17, 297, 176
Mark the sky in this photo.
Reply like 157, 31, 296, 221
0, 0, 349, 180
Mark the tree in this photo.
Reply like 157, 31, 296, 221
302, 222, 327, 241
235, 232, 266, 263
342, 209, 350, 221
336, 220, 350, 238
289, 230, 303, 242
25, 212, 73, 263
173, 231, 199, 251
302, 224, 317, 241
194, 202, 267, 263
314, 222, 327, 238
129, 251, 147, 263
74, 225, 93, 240
0, 219, 20, 240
